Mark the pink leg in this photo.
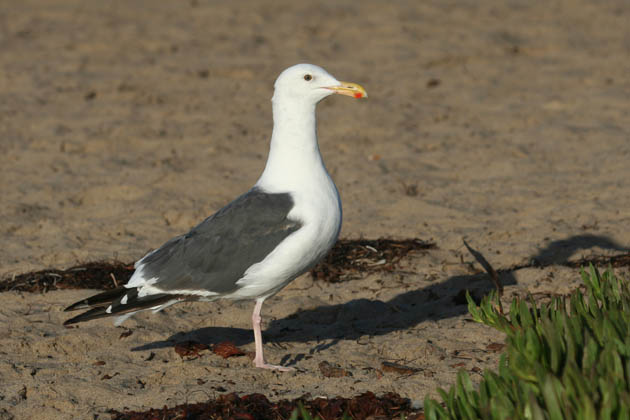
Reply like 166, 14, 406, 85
251, 298, 294, 371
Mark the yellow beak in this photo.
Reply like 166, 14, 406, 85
326, 81, 368, 99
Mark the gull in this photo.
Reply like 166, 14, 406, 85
64, 63, 367, 371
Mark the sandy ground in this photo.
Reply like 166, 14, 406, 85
1, 0, 629, 418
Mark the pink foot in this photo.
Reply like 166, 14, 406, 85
251, 299, 295, 372
254, 360, 295, 371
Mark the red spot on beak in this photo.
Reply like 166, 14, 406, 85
354, 92, 363, 99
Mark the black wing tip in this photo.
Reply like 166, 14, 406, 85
63, 309, 104, 325
64, 301, 88, 312
64, 307, 115, 326
63, 291, 180, 326
63, 287, 131, 312
63, 317, 78, 326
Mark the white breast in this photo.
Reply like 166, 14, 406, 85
229, 87, 343, 300
230, 172, 341, 300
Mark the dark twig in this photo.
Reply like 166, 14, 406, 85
463, 239, 503, 296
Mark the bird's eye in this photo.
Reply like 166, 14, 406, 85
304, 74, 312, 81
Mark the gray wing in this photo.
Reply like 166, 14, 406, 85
136, 188, 302, 294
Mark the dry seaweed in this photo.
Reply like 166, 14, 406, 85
311, 238, 436, 283
0, 261, 133, 293
566, 253, 630, 268
110, 391, 419, 420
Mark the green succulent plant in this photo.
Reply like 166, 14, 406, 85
424, 265, 630, 420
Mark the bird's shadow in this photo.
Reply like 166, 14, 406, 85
131, 271, 494, 356
132, 234, 627, 358
530, 233, 626, 266
497, 233, 628, 287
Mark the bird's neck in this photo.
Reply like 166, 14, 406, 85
256, 98, 330, 192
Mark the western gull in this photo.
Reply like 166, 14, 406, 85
64, 63, 367, 371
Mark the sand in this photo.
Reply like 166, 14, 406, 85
1, 0, 629, 418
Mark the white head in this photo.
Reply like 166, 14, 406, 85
257, 64, 367, 191
272, 63, 367, 105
